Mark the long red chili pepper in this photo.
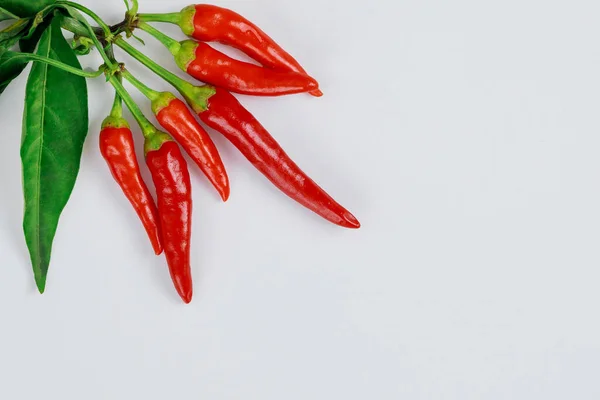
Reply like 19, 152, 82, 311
138, 22, 319, 97
146, 137, 194, 304
196, 87, 360, 229
180, 41, 319, 96
154, 92, 230, 200
139, 4, 323, 97
99, 108, 163, 255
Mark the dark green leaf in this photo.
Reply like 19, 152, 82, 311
20, 5, 79, 55
0, 5, 19, 21
0, 0, 56, 18
19, 14, 52, 53
21, 17, 88, 293
0, 47, 28, 94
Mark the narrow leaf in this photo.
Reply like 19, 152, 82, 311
0, 0, 56, 18
21, 17, 88, 292
0, 6, 19, 21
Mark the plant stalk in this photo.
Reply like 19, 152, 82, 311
11, 53, 103, 78
137, 13, 181, 24
108, 75, 156, 139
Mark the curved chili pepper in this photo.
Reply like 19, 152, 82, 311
174, 41, 319, 97
196, 87, 360, 229
153, 92, 230, 201
141, 4, 322, 97
99, 116, 163, 255
146, 139, 194, 304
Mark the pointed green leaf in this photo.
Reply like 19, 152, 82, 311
21, 17, 88, 293
0, 14, 54, 95
0, 6, 19, 21
0, 0, 56, 18
19, 13, 53, 54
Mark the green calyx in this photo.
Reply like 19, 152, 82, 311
179, 5, 196, 36
182, 85, 216, 114
144, 130, 173, 155
151, 92, 177, 115
101, 115, 129, 129
174, 40, 198, 72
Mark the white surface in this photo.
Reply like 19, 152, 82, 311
1, 0, 599, 398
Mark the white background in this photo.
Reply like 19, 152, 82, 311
1, 0, 599, 398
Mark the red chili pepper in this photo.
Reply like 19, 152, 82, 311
152, 92, 230, 201
170, 41, 319, 97
99, 116, 163, 255
179, 4, 322, 97
195, 87, 360, 229
146, 137, 194, 303
182, 4, 323, 97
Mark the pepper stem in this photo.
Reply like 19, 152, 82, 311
137, 21, 181, 55
102, 77, 129, 129
110, 83, 124, 119
121, 70, 160, 101
137, 12, 181, 25
114, 37, 215, 113
108, 75, 155, 138
108, 74, 172, 154
115, 37, 191, 93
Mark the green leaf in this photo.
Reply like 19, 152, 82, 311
0, 47, 28, 94
19, 13, 53, 54
20, 5, 79, 55
0, 6, 19, 21
0, 0, 56, 18
21, 17, 88, 293
0, 18, 30, 48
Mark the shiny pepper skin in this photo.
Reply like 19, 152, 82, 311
181, 4, 322, 96
99, 120, 163, 255
197, 88, 360, 229
154, 94, 230, 201
176, 41, 319, 97
146, 141, 194, 303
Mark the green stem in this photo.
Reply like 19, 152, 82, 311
138, 21, 181, 55
108, 75, 156, 139
54, 3, 116, 71
137, 12, 181, 25
115, 37, 192, 93
110, 75, 124, 119
56, 1, 112, 37
69, 14, 114, 69
121, 70, 160, 101
127, 0, 139, 18
11, 53, 103, 78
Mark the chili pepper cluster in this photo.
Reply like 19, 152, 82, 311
0, 1, 359, 304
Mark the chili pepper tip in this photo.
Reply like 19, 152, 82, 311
342, 211, 361, 229
310, 89, 323, 97
218, 185, 230, 202
177, 284, 193, 304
